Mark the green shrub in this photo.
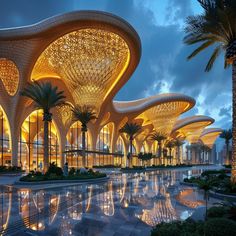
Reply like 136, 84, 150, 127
69, 167, 76, 176
223, 164, 232, 169
45, 162, 63, 176
207, 206, 228, 218
201, 169, 225, 177
151, 221, 182, 236
151, 220, 204, 236
204, 218, 236, 236
0, 166, 23, 173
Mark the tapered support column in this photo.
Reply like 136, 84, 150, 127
11, 133, 18, 167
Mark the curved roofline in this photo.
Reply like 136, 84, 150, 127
200, 128, 223, 138
172, 115, 215, 133
0, 10, 140, 44
113, 93, 196, 114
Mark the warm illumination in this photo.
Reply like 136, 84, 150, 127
142, 101, 190, 136
0, 58, 19, 96
31, 28, 130, 113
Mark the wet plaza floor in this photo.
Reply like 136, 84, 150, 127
0, 166, 220, 236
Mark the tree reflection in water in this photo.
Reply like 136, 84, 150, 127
0, 168, 209, 235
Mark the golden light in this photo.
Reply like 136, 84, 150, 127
31, 28, 130, 113
0, 58, 19, 96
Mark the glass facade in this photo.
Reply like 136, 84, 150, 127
0, 106, 11, 166
95, 123, 113, 166
65, 121, 92, 168
18, 110, 60, 171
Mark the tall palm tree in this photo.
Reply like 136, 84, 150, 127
119, 122, 142, 167
198, 178, 213, 220
173, 139, 185, 165
165, 141, 175, 165
21, 81, 66, 171
220, 129, 233, 165
184, 0, 236, 182
149, 132, 166, 164
71, 105, 96, 167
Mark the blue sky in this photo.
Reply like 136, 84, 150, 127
0, 0, 232, 131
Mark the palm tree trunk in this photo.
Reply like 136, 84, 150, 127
158, 142, 162, 164
205, 192, 208, 220
130, 138, 133, 168
43, 120, 49, 172
226, 141, 229, 165
82, 130, 86, 167
232, 60, 236, 183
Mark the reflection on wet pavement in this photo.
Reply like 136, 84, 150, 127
0, 167, 218, 236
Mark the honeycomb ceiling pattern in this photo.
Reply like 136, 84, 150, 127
56, 104, 73, 126
0, 58, 19, 96
176, 121, 212, 143
200, 130, 222, 148
143, 101, 190, 136
31, 28, 130, 112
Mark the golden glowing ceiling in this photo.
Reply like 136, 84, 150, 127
142, 101, 190, 136
31, 28, 130, 112
0, 58, 19, 96
172, 116, 214, 144
200, 128, 222, 148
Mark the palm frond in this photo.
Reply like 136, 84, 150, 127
184, 0, 236, 71
71, 105, 97, 126
119, 122, 142, 139
187, 40, 215, 60
149, 132, 166, 142
205, 45, 222, 71
21, 81, 66, 112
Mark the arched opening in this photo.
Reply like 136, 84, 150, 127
65, 121, 93, 168
95, 123, 114, 166
0, 106, 11, 166
114, 136, 125, 167
18, 109, 60, 171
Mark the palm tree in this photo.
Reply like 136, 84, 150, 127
149, 132, 166, 165
198, 178, 213, 220
71, 105, 96, 167
21, 81, 66, 171
220, 129, 232, 165
173, 139, 184, 165
184, 0, 236, 182
119, 122, 142, 167
165, 141, 175, 165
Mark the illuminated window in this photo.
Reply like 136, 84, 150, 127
18, 110, 60, 171
0, 106, 11, 166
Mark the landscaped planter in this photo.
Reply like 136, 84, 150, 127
209, 190, 236, 201
15, 176, 109, 185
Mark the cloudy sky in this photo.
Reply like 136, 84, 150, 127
0, 0, 232, 131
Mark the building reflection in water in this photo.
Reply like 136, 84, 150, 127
0, 186, 12, 235
98, 181, 114, 216
175, 188, 204, 208
18, 189, 61, 231
0, 169, 210, 234
67, 185, 93, 220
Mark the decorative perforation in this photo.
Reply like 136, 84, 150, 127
144, 101, 190, 136
32, 29, 130, 112
0, 58, 19, 96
